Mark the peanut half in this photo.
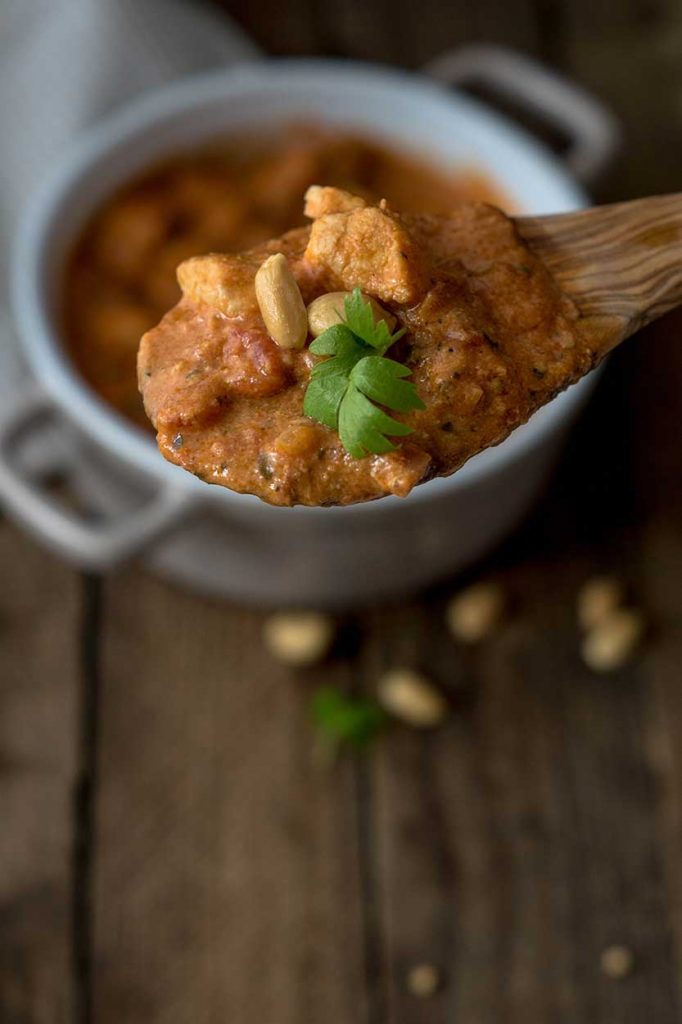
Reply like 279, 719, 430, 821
263, 610, 335, 667
307, 291, 397, 338
377, 668, 448, 728
406, 964, 441, 998
600, 945, 635, 980
255, 253, 308, 350
446, 581, 505, 643
577, 576, 625, 631
581, 608, 645, 672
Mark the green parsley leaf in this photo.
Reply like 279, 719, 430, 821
303, 326, 366, 429
351, 356, 426, 412
341, 288, 405, 350
308, 323, 356, 357
311, 686, 386, 749
339, 387, 413, 458
303, 288, 424, 457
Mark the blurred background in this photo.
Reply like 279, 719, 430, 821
2, 0, 682, 1021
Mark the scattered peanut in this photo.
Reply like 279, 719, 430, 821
445, 581, 505, 643
307, 290, 397, 338
581, 608, 645, 672
600, 945, 635, 980
577, 576, 625, 631
377, 668, 448, 728
406, 963, 441, 998
263, 611, 335, 666
254, 252, 308, 349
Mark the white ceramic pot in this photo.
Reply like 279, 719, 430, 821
1, 48, 618, 607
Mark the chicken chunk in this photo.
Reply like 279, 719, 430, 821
177, 252, 261, 318
177, 227, 312, 318
303, 185, 367, 219
139, 305, 288, 431
305, 199, 427, 304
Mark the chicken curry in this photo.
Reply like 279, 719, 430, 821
63, 128, 502, 428
138, 186, 595, 507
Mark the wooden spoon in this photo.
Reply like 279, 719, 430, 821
140, 191, 682, 507
516, 192, 682, 355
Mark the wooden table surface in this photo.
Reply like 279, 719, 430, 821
3, 1, 682, 1021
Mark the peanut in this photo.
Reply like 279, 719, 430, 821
600, 945, 635, 980
446, 582, 504, 643
577, 576, 625, 631
307, 291, 397, 338
255, 253, 308, 350
377, 668, 447, 728
406, 964, 441, 998
581, 608, 645, 672
263, 611, 334, 666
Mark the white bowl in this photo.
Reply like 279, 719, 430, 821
2, 54, 616, 606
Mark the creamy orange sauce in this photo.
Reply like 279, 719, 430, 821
63, 128, 505, 427
139, 197, 596, 507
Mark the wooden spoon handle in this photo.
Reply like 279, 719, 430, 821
517, 193, 682, 345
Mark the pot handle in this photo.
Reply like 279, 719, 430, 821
424, 44, 620, 184
0, 384, 192, 571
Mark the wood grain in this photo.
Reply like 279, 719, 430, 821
519, 193, 682, 351
4, 2, 682, 1022
364, 574, 681, 1022
0, 524, 80, 1024
359, 318, 682, 1021
360, 307, 682, 1019
218, 0, 321, 55
92, 4, 682, 1022
558, 0, 682, 201
91, 571, 367, 1024
629, 310, 682, 994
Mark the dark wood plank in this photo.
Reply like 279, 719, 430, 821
320, 1, 682, 1016
358, 310, 682, 1021
88, 4, 682, 1022
380, 0, 542, 69
92, 572, 368, 1024
214, 0, 321, 55
218, 0, 541, 65
0, 524, 80, 1023
631, 310, 682, 989
559, 0, 682, 200
363, 575, 679, 1020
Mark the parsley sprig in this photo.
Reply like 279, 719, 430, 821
303, 289, 425, 458
311, 686, 386, 753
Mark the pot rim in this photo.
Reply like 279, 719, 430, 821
11, 56, 596, 519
